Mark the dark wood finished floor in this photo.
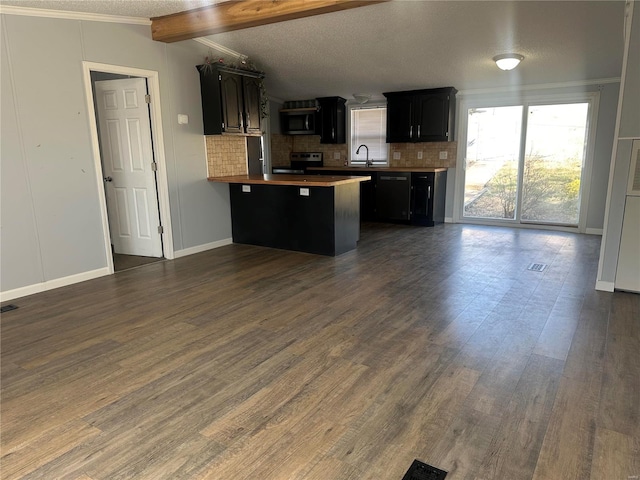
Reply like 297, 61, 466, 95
1, 224, 638, 480
113, 254, 165, 272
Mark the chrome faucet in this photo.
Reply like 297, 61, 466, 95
356, 144, 371, 166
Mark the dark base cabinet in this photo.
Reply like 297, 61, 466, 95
229, 183, 360, 256
410, 171, 447, 226
306, 169, 447, 226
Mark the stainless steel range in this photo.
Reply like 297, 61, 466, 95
272, 152, 323, 174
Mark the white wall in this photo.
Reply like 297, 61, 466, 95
0, 13, 231, 299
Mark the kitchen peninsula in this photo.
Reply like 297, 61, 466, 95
208, 174, 371, 256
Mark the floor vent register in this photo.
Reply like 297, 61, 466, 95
527, 263, 548, 272
401, 459, 447, 480
0, 304, 19, 313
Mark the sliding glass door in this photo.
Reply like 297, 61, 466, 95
462, 98, 592, 227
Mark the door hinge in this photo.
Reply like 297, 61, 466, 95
158, 225, 164, 234
145, 94, 151, 104
151, 161, 158, 172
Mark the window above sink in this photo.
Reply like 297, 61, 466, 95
348, 103, 388, 166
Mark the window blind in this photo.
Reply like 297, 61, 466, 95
350, 106, 387, 165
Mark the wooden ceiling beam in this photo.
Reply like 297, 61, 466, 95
151, 0, 387, 43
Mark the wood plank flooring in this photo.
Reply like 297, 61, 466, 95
1, 223, 638, 480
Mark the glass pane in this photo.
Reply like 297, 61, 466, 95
463, 106, 523, 219
521, 103, 588, 225
351, 107, 387, 164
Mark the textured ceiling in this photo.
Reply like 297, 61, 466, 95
0, 0, 627, 103
205, 1, 627, 101
0, 0, 220, 17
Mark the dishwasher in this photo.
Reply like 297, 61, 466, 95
376, 172, 411, 221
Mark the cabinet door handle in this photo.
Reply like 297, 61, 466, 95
410, 126, 413, 139
418, 125, 421, 138
428, 185, 431, 200
305, 116, 310, 131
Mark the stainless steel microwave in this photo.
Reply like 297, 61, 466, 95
280, 108, 317, 135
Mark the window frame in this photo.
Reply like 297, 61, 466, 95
454, 90, 600, 233
347, 101, 389, 166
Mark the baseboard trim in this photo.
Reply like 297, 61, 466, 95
173, 238, 233, 258
444, 217, 454, 224
595, 280, 615, 292
0, 267, 110, 302
585, 228, 603, 235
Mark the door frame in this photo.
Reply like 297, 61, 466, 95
453, 90, 600, 233
82, 61, 174, 274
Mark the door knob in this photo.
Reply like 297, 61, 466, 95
104, 176, 113, 182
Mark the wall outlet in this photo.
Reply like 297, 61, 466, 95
242, 185, 251, 193
439, 151, 448, 160
300, 187, 310, 197
177, 114, 189, 125
417, 151, 423, 159
333, 152, 341, 160
393, 151, 401, 160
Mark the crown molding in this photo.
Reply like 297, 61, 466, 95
458, 77, 621, 96
0, 5, 151, 25
193, 38, 247, 60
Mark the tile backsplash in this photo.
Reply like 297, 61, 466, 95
389, 142, 457, 168
205, 136, 247, 177
270, 135, 348, 167
270, 134, 456, 168
205, 134, 457, 177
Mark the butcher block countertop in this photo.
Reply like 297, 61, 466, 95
308, 166, 448, 173
208, 174, 371, 187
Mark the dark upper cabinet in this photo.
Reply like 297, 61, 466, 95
220, 72, 244, 134
242, 76, 263, 136
384, 87, 457, 143
386, 95, 414, 143
317, 96, 346, 144
197, 65, 264, 136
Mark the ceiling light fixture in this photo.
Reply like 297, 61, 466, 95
493, 53, 524, 71
353, 93, 371, 104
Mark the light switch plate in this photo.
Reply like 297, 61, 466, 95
393, 152, 401, 160
242, 185, 251, 193
300, 187, 310, 196
439, 151, 448, 160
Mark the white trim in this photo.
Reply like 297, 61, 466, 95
0, 5, 151, 24
458, 77, 621, 96
586, 228, 604, 235
0, 267, 110, 302
347, 101, 389, 165
173, 238, 233, 258
454, 218, 581, 234
81, 62, 175, 276
597, 0, 635, 287
595, 280, 615, 292
193, 38, 247, 60
444, 217, 454, 223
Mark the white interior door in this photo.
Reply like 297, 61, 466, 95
95, 78, 163, 257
